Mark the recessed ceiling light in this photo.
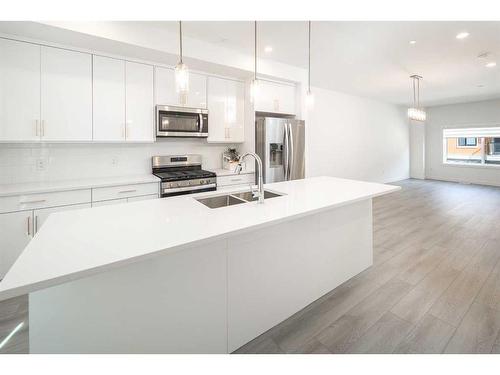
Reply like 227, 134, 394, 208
409, 40, 417, 45
456, 32, 470, 39
264, 46, 273, 53
485, 62, 497, 68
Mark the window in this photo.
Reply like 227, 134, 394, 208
443, 127, 500, 166
457, 137, 477, 147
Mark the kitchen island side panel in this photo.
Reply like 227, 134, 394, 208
29, 199, 373, 353
29, 239, 228, 354
227, 199, 373, 352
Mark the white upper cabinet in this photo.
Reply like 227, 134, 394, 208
155, 66, 207, 109
41, 46, 92, 141
0, 38, 41, 142
207, 77, 245, 143
125, 61, 154, 142
93, 55, 126, 141
254, 80, 296, 115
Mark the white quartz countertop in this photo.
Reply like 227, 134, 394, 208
0, 176, 400, 300
0, 175, 161, 197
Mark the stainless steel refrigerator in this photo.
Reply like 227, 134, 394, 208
255, 116, 305, 183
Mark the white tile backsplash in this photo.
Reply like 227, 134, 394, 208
0, 139, 235, 185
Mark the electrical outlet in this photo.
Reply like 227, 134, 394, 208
36, 158, 46, 171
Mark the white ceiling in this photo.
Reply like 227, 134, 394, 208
2, 21, 500, 107
152, 21, 500, 107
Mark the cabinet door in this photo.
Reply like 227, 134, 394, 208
207, 77, 245, 143
255, 80, 296, 115
34, 203, 91, 234
155, 66, 207, 108
93, 55, 126, 141
41, 46, 92, 141
0, 210, 32, 279
0, 38, 40, 141
225, 79, 245, 143
187, 73, 207, 108
125, 61, 154, 142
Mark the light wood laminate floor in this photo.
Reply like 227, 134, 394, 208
1, 179, 500, 354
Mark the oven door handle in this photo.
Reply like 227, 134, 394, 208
163, 183, 216, 194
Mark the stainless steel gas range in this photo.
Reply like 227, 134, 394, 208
152, 154, 217, 198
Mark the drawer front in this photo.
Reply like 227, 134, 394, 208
92, 198, 127, 207
0, 189, 92, 214
92, 182, 159, 202
127, 194, 158, 202
217, 173, 255, 187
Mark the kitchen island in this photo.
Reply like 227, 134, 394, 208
0, 176, 399, 353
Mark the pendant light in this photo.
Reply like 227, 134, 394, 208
305, 21, 314, 108
175, 21, 189, 104
250, 21, 259, 103
408, 75, 426, 122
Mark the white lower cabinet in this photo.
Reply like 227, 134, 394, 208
33, 203, 91, 233
127, 194, 158, 202
217, 173, 255, 189
0, 210, 32, 280
0, 203, 93, 279
92, 194, 157, 207
92, 198, 127, 207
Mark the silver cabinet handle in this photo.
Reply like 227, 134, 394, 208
230, 178, 243, 182
41, 120, 45, 137
118, 189, 137, 194
20, 199, 46, 205
35, 120, 40, 137
35, 215, 38, 233
27, 216, 31, 236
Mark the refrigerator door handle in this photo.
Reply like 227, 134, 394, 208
288, 122, 294, 180
283, 123, 289, 180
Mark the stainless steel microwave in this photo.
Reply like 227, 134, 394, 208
156, 105, 208, 138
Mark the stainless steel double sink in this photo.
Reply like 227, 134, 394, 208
196, 190, 283, 209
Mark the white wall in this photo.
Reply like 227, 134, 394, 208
425, 99, 500, 187
306, 87, 409, 183
410, 120, 426, 179
0, 141, 233, 185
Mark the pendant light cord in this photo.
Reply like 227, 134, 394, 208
412, 76, 416, 107
179, 21, 183, 64
308, 21, 311, 93
417, 77, 420, 108
254, 21, 257, 81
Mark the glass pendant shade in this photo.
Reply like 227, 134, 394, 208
250, 78, 259, 104
175, 62, 189, 93
407, 75, 426, 122
407, 107, 426, 122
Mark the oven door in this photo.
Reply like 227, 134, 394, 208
156, 105, 208, 138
